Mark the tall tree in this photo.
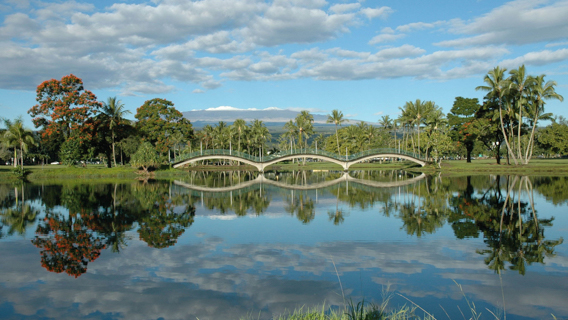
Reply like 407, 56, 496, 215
327, 109, 346, 155
295, 111, 314, 153
231, 119, 247, 153
135, 98, 193, 155
2, 117, 37, 167
28, 74, 102, 147
399, 99, 436, 157
525, 75, 563, 162
250, 120, 271, 157
101, 97, 131, 167
448, 97, 480, 162
508, 65, 535, 163
476, 67, 517, 164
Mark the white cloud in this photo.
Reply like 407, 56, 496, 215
546, 41, 568, 48
329, 3, 360, 13
396, 21, 439, 33
368, 33, 404, 45
193, 89, 205, 94
359, 6, 393, 20
500, 48, 568, 68
374, 111, 383, 115
437, 0, 568, 47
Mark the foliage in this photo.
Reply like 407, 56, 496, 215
130, 141, 160, 172
28, 74, 102, 144
327, 109, 346, 155
2, 116, 37, 167
477, 65, 563, 165
132, 182, 195, 248
101, 96, 132, 167
447, 97, 480, 162
32, 210, 107, 278
536, 117, 568, 156
135, 98, 193, 154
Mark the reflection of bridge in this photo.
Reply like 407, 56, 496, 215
173, 148, 427, 171
173, 172, 426, 193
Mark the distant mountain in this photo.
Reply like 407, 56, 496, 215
182, 107, 363, 128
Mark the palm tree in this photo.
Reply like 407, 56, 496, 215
525, 74, 563, 162
476, 66, 517, 165
2, 116, 37, 168
202, 125, 214, 149
231, 119, 247, 153
509, 65, 535, 163
327, 109, 346, 155
379, 115, 393, 147
295, 111, 314, 153
399, 99, 434, 157
102, 97, 131, 167
213, 121, 230, 149
250, 120, 271, 157
284, 120, 298, 153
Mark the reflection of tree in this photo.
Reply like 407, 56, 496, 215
285, 190, 315, 224
450, 175, 564, 275
190, 187, 270, 217
396, 176, 450, 237
32, 209, 107, 278
328, 188, 346, 225
0, 184, 39, 236
133, 182, 195, 249
1, 204, 38, 236
533, 176, 568, 205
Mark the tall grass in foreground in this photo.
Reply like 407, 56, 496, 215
239, 280, 515, 320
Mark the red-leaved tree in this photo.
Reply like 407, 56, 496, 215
28, 74, 102, 145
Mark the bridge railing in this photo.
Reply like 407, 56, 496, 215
174, 148, 425, 164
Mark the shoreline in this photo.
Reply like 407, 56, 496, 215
2, 158, 568, 182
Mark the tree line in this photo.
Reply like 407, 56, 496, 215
0, 65, 565, 170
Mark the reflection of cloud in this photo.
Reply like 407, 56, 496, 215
2, 231, 567, 320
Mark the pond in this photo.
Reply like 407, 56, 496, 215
0, 171, 567, 320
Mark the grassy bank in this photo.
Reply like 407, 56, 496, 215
2, 158, 568, 182
437, 158, 568, 176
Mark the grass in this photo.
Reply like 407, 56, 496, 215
238, 281, 510, 320
2, 157, 568, 182
438, 158, 568, 176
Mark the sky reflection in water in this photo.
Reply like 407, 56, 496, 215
0, 171, 567, 320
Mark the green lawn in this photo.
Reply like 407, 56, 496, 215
2, 158, 568, 182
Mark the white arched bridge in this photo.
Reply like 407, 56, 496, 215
173, 148, 427, 171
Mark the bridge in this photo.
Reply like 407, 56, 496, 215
173, 172, 426, 193
173, 148, 427, 171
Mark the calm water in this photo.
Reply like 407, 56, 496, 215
0, 171, 567, 320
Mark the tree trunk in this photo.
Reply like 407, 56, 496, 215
495, 143, 501, 164
499, 102, 518, 165
335, 126, 340, 155
517, 102, 523, 164
20, 142, 24, 168
112, 132, 116, 167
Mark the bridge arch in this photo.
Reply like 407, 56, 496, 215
347, 153, 426, 168
173, 154, 263, 170
173, 149, 427, 171
173, 172, 427, 193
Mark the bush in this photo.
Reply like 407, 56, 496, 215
131, 142, 159, 173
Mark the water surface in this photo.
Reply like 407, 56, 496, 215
0, 172, 566, 319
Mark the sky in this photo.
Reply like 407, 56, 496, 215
1, 0, 568, 128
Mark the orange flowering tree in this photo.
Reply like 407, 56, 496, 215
28, 75, 102, 162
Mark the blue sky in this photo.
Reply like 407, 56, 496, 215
1, 0, 568, 128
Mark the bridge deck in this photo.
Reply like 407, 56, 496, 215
173, 148, 427, 170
